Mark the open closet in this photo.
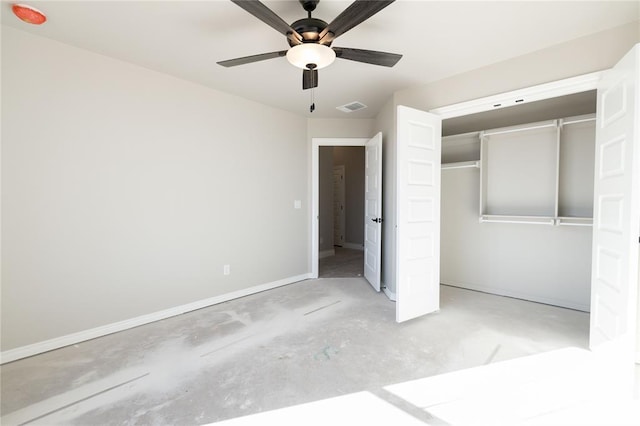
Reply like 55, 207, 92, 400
440, 91, 597, 312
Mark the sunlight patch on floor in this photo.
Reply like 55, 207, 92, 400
211, 391, 429, 426
387, 347, 640, 425
212, 348, 640, 426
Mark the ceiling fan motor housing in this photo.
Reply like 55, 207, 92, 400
288, 18, 331, 47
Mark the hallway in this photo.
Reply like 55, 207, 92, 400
319, 247, 364, 278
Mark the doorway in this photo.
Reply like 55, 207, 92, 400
311, 138, 368, 279
318, 146, 365, 278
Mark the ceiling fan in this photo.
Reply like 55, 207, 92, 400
217, 0, 402, 91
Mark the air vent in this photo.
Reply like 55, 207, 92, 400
336, 101, 367, 113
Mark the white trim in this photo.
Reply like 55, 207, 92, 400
430, 71, 602, 119
311, 138, 369, 279
0, 273, 312, 364
319, 249, 335, 259
442, 282, 590, 313
342, 242, 364, 251
382, 284, 396, 301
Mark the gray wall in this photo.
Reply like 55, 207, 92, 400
1, 27, 309, 351
395, 22, 639, 111
307, 118, 375, 139
333, 147, 365, 247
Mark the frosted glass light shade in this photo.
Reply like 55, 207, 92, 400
286, 44, 336, 70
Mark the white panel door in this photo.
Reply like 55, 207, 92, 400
590, 45, 639, 388
396, 106, 442, 322
364, 132, 383, 292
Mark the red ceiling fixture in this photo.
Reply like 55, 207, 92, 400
12, 4, 47, 25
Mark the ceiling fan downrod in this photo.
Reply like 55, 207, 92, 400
307, 63, 316, 113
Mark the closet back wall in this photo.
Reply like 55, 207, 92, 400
440, 115, 596, 312
441, 168, 592, 311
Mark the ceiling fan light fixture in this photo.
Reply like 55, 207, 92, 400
286, 43, 336, 70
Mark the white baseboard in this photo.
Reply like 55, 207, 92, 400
319, 249, 335, 259
342, 242, 364, 251
382, 283, 396, 301
0, 273, 312, 364
441, 281, 590, 312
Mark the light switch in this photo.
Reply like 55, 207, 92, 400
294, 200, 302, 209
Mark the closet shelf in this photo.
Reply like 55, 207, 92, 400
480, 215, 555, 225
477, 113, 596, 226
480, 215, 593, 226
481, 120, 557, 137
442, 160, 480, 170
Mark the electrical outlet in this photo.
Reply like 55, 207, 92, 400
223, 265, 230, 275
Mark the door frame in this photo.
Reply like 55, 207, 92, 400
430, 71, 603, 119
311, 138, 368, 278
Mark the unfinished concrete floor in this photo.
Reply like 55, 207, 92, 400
318, 247, 364, 278
1, 278, 589, 425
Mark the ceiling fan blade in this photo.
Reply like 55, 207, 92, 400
333, 47, 402, 67
319, 0, 395, 44
231, 0, 302, 45
217, 50, 288, 67
303, 68, 318, 90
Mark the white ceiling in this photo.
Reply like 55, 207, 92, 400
2, 1, 638, 119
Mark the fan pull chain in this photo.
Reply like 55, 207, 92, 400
310, 88, 315, 113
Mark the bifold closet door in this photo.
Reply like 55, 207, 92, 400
396, 106, 442, 323
589, 44, 639, 394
